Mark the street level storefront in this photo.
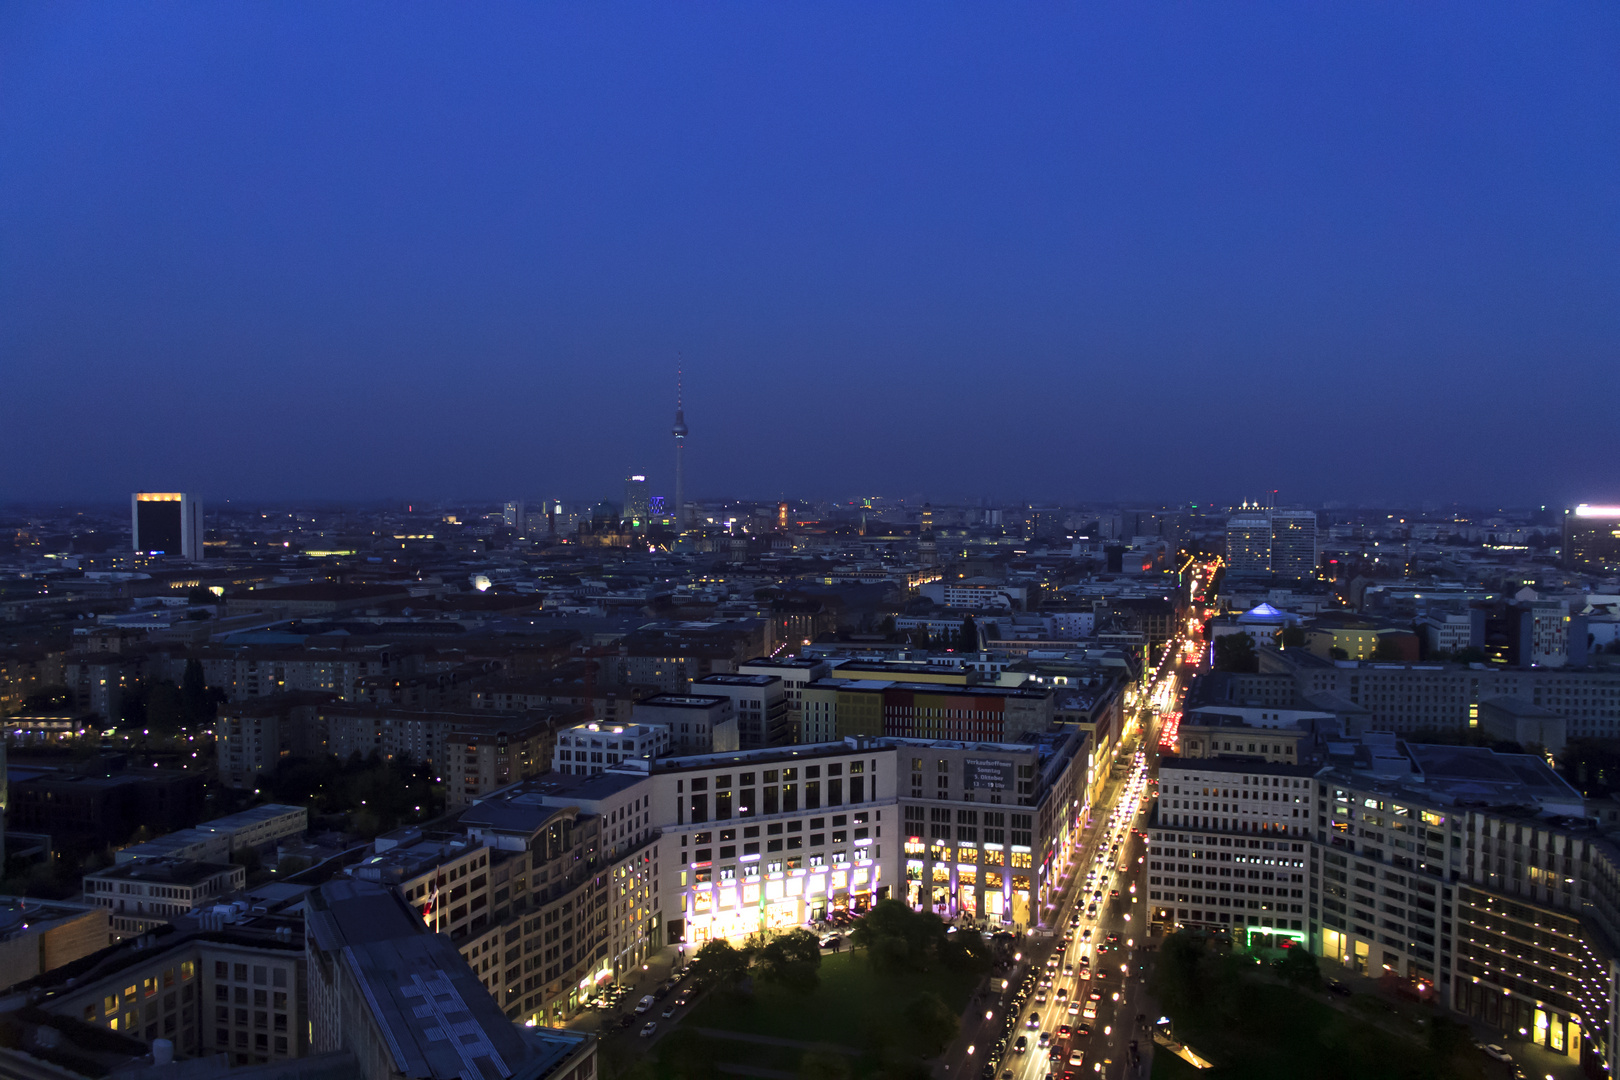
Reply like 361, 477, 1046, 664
682, 853, 885, 942
903, 838, 1034, 926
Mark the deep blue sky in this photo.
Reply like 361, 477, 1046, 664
3, 4, 1617, 507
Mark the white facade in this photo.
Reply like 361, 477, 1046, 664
646, 743, 900, 944
552, 720, 671, 776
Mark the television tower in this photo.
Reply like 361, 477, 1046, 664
672, 360, 688, 531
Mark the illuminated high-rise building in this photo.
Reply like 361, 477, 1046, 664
623, 475, 650, 526
1225, 507, 1272, 576
1565, 505, 1620, 571
131, 493, 204, 560
1270, 510, 1319, 580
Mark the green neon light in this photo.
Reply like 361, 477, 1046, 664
1242, 926, 1307, 947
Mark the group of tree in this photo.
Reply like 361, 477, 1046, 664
119, 660, 226, 735
260, 749, 442, 837
1211, 631, 1258, 673
847, 899, 992, 978
906, 616, 984, 652
687, 927, 824, 996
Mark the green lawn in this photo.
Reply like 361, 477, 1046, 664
684, 950, 978, 1049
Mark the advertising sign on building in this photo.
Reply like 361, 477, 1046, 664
966, 758, 1013, 791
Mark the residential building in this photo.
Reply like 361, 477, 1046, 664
1270, 510, 1319, 580
1225, 510, 1273, 577
691, 673, 791, 749
1565, 505, 1620, 571
552, 720, 670, 776
632, 694, 738, 755
25, 904, 309, 1065
305, 878, 593, 1080
737, 656, 831, 743
215, 694, 333, 788
84, 860, 247, 940
0, 897, 111, 991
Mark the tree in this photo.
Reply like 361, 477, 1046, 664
960, 615, 978, 652
902, 991, 959, 1055
144, 681, 185, 735
1372, 635, 1404, 663
180, 659, 213, 726
1277, 943, 1320, 989
850, 899, 948, 975
688, 938, 753, 992
756, 928, 822, 994
1212, 633, 1258, 673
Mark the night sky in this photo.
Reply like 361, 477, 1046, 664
3, 4, 1617, 506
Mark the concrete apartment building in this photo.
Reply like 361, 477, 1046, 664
306, 879, 593, 1080
84, 859, 247, 939
0, 897, 110, 991
1152, 736, 1620, 1070
738, 656, 831, 742
691, 673, 791, 749
632, 694, 739, 754
27, 909, 310, 1066
552, 720, 671, 776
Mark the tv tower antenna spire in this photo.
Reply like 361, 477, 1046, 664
672, 357, 688, 532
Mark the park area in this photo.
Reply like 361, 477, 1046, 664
604, 902, 987, 1080
1149, 933, 1512, 1080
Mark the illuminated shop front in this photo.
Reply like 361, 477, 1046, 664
903, 835, 1033, 927
680, 856, 883, 943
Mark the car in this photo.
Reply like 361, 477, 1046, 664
1478, 1044, 1513, 1063
1013, 1036, 1028, 1054
1056, 1025, 1072, 1040
1079, 954, 1090, 967
1110, 890, 1120, 899
1326, 980, 1352, 997
639, 1022, 657, 1038
1068, 1001, 1080, 1016
1027, 1012, 1041, 1029
1038, 1031, 1052, 1048
619, 1014, 636, 1028
1087, 904, 1098, 916
1074, 1023, 1091, 1038
1063, 964, 1075, 976
661, 1005, 677, 1019
1081, 929, 1093, 941
634, 995, 656, 1014
980, 1065, 997, 1080
1068, 1050, 1085, 1067
1001, 1072, 1013, 1080
1095, 969, 1109, 981
1035, 990, 1047, 1004
820, 936, 843, 949
674, 995, 690, 1007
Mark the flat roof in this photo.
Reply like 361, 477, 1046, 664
692, 674, 779, 687
638, 694, 730, 709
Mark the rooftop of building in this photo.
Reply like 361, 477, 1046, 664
306, 880, 587, 1080
87, 858, 238, 885
691, 673, 780, 687
738, 656, 826, 670
1158, 757, 1319, 779
636, 694, 731, 709
198, 803, 306, 830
